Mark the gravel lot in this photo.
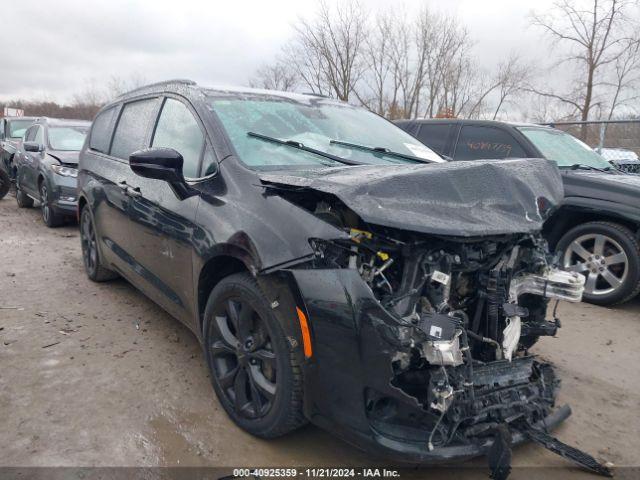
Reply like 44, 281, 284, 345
1, 193, 639, 479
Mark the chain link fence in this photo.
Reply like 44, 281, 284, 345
541, 120, 640, 174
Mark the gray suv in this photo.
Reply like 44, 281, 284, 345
14, 117, 89, 227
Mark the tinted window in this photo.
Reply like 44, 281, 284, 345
111, 99, 157, 160
152, 98, 204, 178
89, 107, 117, 153
417, 124, 451, 155
455, 126, 526, 161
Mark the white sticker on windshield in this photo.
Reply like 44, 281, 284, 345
404, 143, 440, 161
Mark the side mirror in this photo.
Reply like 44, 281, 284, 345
24, 141, 43, 152
129, 148, 192, 199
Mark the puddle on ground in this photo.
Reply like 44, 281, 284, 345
140, 408, 212, 466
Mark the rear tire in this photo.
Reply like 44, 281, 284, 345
80, 206, 118, 282
16, 185, 34, 208
0, 169, 10, 200
203, 272, 307, 438
557, 221, 640, 305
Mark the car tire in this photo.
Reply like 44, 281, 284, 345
39, 181, 64, 228
203, 272, 307, 438
79, 206, 118, 282
15, 185, 34, 208
557, 221, 640, 305
0, 169, 10, 200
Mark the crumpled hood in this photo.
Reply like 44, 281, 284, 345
47, 150, 80, 165
562, 170, 640, 206
260, 158, 564, 237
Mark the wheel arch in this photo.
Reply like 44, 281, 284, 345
196, 251, 253, 333
544, 206, 640, 250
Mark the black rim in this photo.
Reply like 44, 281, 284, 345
40, 184, 50, 223
80, 210, 98, 274
209, 297, 277, 419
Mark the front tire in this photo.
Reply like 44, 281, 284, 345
203, 273, 306, 438
40, 181, 64, 228
557, 221, 640, 305
80, 206, 118, 282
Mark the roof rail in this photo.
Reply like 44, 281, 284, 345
116, 79, 197, 98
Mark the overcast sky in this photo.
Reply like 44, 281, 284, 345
1, 0, 557, 104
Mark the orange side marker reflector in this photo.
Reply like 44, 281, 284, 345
296, 306, 313, 358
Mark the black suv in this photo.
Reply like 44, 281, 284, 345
396, 119, 640, 306
76, 80, 604, 475
13, 117, 90, 226
0, 116, 38, 199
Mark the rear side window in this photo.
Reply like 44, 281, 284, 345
152, 98, 204, 178
454, 126, 526, 161
417, 124, 452, 155
89, 107, 117, 153
111, 98, 157, 160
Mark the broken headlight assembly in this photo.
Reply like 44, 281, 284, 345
301, 203, 610, 478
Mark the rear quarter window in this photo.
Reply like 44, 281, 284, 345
89, 107, 117, 153
110, 98, 158, 160
454, 125, 526, 161
417, 124, 452, 155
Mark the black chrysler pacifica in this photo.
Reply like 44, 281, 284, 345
77, 80, 609, 477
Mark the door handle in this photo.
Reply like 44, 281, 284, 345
118, 181, 128, 191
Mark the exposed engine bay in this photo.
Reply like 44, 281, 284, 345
267, 185, 611, 478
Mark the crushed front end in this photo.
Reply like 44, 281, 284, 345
258, 160, 611, 477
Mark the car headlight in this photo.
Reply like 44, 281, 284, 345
50, 165, 78, 178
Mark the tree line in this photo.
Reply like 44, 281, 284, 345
250, 0, 640, 124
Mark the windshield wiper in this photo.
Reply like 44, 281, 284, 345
247, 132, 365, 166
329, 139, 436, 164
566, 163, 612, 173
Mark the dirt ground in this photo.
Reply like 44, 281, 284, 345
1, 192, 639, 479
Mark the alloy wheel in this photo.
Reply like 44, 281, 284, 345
40, 184, 50, 223
563, 233, 629, 296
209, 297, 277, 419
80, 210, 98, 274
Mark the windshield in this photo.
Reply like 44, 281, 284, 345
517, 127, 611, 169
207, 94, 442, 169
48, 126, 89, 151
9, 120, 33, 139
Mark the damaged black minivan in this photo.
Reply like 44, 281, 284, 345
78, 80, 608, 477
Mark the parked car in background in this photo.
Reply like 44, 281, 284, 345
0, 163, 9, 199
72, 80, 611, 477
13, 117, 90, 227
0, 116, 37, 198
598, 147, 640, 174
396, 119, 640, 306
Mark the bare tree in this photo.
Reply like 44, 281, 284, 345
249, 61, 298, 91
531, 0, 636, 134
290, 0, 367, 101
606, 36, 640, 119
490, 54, 532, 119
359, 12, 394, 115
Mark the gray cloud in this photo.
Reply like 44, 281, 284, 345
0, 0, 561, 104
